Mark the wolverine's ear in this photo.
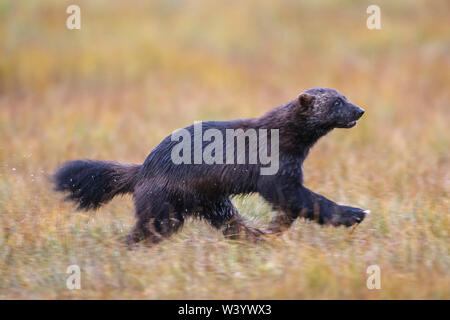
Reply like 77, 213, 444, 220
297, 93, 315, 112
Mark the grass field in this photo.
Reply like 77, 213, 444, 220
0, 0, 448, 299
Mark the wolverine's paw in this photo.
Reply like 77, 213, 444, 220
223, 221, 266, 242
245, 226, 266, 242
331, 206, 370, 227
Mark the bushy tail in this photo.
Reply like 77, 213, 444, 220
52, 160, 141, 210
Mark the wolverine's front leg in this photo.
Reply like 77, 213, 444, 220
298, 188, 369, 227
260, 180, 368, 234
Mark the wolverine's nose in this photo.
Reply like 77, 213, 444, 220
356, 107, 365, 118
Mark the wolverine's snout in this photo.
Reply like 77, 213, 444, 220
354, 106, 365, 119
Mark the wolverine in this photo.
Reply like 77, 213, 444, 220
53, 88, 369, 246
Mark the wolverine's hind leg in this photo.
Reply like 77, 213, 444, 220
266, 209, 297, 235
126, 189, 184, 247
204, 198, 265, 242
222, 213, 266, 242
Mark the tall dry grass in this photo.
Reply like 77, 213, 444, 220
0, 0, 448, 299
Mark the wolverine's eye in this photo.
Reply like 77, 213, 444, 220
334, 99, 342, 107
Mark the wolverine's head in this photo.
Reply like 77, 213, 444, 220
296, 88, 365, 129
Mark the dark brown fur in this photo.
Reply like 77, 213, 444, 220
53, 88, 368, 246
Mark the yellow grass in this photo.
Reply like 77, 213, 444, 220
0, 0, 448, 299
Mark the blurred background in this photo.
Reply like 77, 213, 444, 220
0, 0, 448, 299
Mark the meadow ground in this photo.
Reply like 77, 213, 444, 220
0, 0, 448, 299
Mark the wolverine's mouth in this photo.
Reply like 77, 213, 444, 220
336, 120, 357, 128
343, 120, 357, 128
